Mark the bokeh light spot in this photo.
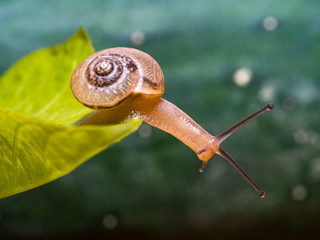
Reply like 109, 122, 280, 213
233, 68, 252, 87
308, 131, 319, 145
130, 31, 145, 45
291, 185, 308, 201
263, 16, 278, 31
283, 96, 296, 111
294, 129, 317, 145
310, 157, 320, 181
138, 124, 152, 138
258, 85, 275, 102
294, 129, 309, 145
102, 215, 118, 230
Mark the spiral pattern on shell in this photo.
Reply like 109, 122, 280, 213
86, 54, 136, 88
71, 47, 165, 109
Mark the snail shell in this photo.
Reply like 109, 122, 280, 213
71, 47, 164, 109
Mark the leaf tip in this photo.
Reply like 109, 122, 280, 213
76, 26, 89, 40
66, 26, 94, 51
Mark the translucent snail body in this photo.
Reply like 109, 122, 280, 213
71, 47, 273, 198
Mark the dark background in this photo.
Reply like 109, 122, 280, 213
0, 0, 319, 239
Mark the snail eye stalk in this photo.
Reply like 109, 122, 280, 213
217, 104, 274, 143
214, 104, 274, 198
216, 148, 265, 198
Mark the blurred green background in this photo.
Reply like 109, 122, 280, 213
0, 0, 319, 239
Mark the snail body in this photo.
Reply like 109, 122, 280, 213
71, 47, 273, 197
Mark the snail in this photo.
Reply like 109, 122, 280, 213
71, 47, 274, 198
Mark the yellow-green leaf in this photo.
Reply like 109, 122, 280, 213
0, 27, 95, 124
0, 28, 142, 198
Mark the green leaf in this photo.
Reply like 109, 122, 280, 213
0, 28, 142, 198
0, 27, 95, 124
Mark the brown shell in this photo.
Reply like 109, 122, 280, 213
71, 47, 164, 109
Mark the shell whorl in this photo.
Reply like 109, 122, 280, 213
71, 47, 164, 109
86, 54, 133, 88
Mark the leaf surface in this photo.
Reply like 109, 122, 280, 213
0, 28, 142, 198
